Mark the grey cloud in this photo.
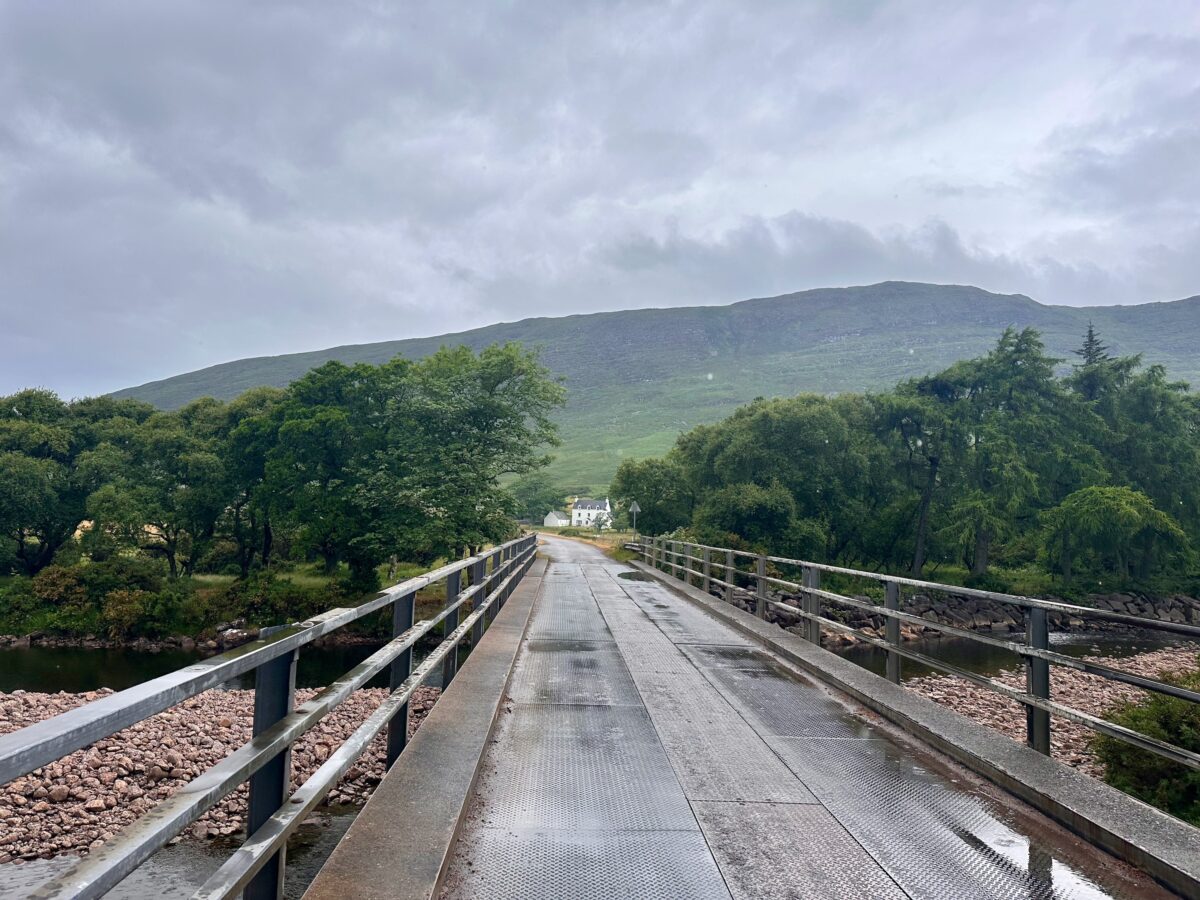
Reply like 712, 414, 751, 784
1, 1, 1199, 398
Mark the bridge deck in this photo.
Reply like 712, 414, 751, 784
439, 536, 1167, 899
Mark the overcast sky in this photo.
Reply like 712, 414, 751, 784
2, 2, 1198, 398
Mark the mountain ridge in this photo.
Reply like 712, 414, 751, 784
113, 281, 1200, 491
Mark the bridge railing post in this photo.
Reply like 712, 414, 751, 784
702, 547, 711, 595
686, 543, 696, 586
386, 590, 416, 767
672, 541, 681, 579
802, 567, 821, 644
884, 581, 901, 684
725, 550, 735, 604
756, 554, 768, 619
442, 569, 462, 689
1026, 606, 1051, 755
245, 639, 298, 900
472, 557, 489, 646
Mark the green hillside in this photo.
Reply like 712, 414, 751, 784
114, 282, 1200, 492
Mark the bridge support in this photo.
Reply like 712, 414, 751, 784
756, 554, 768, 619
246, 644, 298, 900
702, 547, 711, 594
885, 581, 901, 684
725, 549, 735, 604
386, 590, 417, 768
1026, 607, 1051, 754
443, 570, 461, 688
803, 567, 821, 645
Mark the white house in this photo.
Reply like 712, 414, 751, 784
570, 497, 612, 529
543, 510, 569, 527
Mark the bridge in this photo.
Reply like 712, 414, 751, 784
1, 533, 1198, 898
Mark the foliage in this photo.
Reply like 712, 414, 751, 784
610, 457, 693, 535
1094, 667, 1200, 825
620, 326, 1197, 589
1041, 487, 1188, 583
509, 474, 567, 522
0, 343, 562, 638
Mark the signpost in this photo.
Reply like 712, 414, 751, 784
628, 501, 641, 539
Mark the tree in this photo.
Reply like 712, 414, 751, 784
1041, 486, 1187, 583
610, 457, 692, 536
508, 474, 566, 522
0, 389, 153, 575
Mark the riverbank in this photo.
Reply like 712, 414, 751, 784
0, 685, 439, 864
906, 645, 1200, 776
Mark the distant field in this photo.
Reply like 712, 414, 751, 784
114, 281, 1200, 493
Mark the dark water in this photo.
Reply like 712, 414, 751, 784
0, 638, 458, 694
835, 629, 1185, 681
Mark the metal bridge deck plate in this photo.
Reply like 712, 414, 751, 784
441, 536, 1173, 900
692, 800, 907, 900
506, 639, 643, 706
442, 828, 732, 900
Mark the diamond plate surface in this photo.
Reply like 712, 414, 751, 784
619, 582, 753, 645
441, 828, 732, 900
766, 736, 1120, 900
692, 801, 906, 899
507, 639, 643, 706
525, 592, 612, 641
635, 668, 818, 803
702, 663, 881, 739
474, 704, 697, 830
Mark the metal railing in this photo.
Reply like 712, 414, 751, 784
0, 533, 538, 900
639, 537, 1200, 771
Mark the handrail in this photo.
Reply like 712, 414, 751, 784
0, 533, 539, 900
639, 536, 1200, 771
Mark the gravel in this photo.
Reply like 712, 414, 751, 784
907, 645, 1200, 776
0, 685, 440, 863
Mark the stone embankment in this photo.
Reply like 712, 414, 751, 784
0, 685, 439, 863
704, 576, 1200, 649
906, 646, 1200, 776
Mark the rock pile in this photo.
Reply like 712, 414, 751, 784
907, 645, 1200, 776
0, 684, 440, 863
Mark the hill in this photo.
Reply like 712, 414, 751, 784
114, 282, 1200, 492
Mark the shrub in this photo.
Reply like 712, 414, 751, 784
1094, 665, 1200, 826
102, 589, 152, 638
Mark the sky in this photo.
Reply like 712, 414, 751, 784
2, 1, 1199, 398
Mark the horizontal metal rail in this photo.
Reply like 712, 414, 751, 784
191, 554, 532, 899
641, 536, 1200, 771
2, 533, 538, 899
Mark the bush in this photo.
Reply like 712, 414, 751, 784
102, 589, 152, 638
1094, 665, 1200, 826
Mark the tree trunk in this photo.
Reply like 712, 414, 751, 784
911, 455, 939, 577
261, 519, 274, 568
971, 524, 991, 576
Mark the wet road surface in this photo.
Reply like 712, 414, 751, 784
440, 535, 1173, 899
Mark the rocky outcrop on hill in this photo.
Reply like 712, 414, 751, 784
0, 685, 439, 863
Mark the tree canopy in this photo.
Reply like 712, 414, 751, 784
0, 343, 564, 591
612, 327, 1197, 591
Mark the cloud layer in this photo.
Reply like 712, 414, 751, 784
2, 1, 1198, 397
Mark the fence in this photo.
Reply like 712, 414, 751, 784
0, 533, 538, 900
641, 537, 1200, 771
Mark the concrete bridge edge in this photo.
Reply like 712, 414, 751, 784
629, 559, 1200, 899
304, 555, 548, 900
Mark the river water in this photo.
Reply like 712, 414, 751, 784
0, 630, 1180, 896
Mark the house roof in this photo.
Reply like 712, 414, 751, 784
573, 498, 608, 510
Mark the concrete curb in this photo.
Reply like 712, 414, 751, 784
630, 559, 1200, 898
304, 557, 547, 900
